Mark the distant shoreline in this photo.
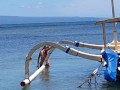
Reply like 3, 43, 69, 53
0, 16, 105, 25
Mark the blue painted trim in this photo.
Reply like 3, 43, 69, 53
66, 48, 70, 53
75, 41, 79, 47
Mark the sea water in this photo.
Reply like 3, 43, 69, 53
0, 19, 120, 90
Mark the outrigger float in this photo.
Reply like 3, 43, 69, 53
21, 0, 120, 86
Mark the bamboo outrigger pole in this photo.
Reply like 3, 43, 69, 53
20, 64, 46, 86
111, 0, 118, 51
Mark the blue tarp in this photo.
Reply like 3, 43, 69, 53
102, 49, 118, 81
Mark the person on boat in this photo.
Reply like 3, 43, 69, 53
38, 45, 51, 67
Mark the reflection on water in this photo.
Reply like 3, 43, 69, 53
22, 85, 30, 90
77, 77, 120, 90
100, 81, 120, 90
21, 65, 120, 90
39, 67, 50, 81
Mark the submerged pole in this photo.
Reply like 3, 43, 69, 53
111, 0, 118, 51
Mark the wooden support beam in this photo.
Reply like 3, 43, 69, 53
96, 18, 120, 25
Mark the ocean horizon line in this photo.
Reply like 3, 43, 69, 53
0, 16, 105, 25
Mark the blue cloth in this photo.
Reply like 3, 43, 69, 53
102, 49, 118, 81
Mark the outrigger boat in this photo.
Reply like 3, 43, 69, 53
20, 0, 120, 86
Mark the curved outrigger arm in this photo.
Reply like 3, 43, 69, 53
21, 41, 102, 86
21, 42, 55, 86
59, 40, 120, 50
25, 42, 102, 78
59, 40, 104, 50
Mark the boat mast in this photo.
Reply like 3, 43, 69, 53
111, 0, 118, 51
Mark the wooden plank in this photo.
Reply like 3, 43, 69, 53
96, 18, 120, 25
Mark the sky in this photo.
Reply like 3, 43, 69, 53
0, 0, 119, 18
